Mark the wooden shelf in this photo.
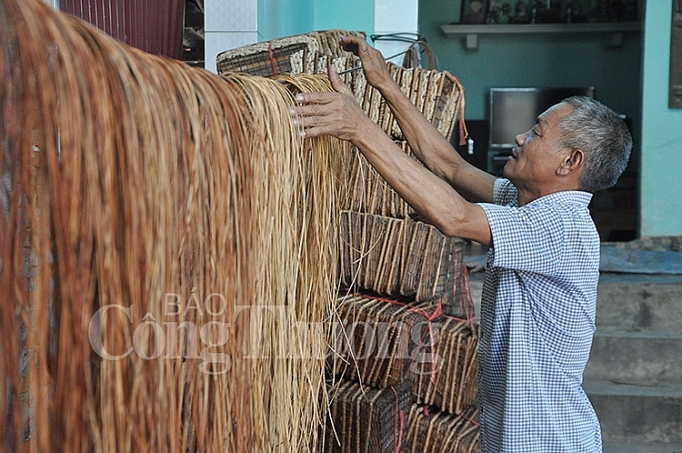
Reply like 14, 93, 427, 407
441, 22, 641, 50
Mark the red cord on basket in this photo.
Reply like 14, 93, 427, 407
397, 300, 442, 384
461, 411, 481, 427
344, 293, 443, 384
267, 40, 277, 76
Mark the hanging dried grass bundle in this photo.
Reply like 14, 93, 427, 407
0, 0, 345, 451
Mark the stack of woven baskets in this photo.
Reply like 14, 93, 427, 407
217, 31, 480, 453
216, 29, 365, 77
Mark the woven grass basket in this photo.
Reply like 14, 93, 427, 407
216, 30, 365, 77
406, 405, 480, 453
341, 141, 419, 218
216, 31, 462, 143
408, 318, 479, 415
329, 295, 445, 388
342, 64, 463, 142
320, 379, 413, 453
339, 211, 463, 302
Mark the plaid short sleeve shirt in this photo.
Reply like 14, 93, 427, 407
477, 178, 602, 453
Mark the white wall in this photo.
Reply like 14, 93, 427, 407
204, 0, 258, 73
373, 0, 419, 65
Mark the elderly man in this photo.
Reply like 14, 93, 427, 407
291, 37, 632, 453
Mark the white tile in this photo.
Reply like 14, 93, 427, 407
205, 0, 257, 32
375, 0, 418, 33
374, 0, 419, 60
204, 31, 258, 73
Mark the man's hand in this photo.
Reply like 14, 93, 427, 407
339, 36, 392, 90
289, 64, 377, 143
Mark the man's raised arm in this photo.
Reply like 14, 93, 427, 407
289, 62, 493, 246
338, 36, 497, 204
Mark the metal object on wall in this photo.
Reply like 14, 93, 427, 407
60, 0, 185, 59
671, 0, 682, 108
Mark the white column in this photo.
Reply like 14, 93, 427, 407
204, 0, 258, 73
374, 0, 419, 65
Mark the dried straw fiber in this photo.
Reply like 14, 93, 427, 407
0, 0, 348, 451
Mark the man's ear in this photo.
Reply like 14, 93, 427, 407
557, 148, 585, 176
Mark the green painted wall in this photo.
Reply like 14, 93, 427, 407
640, 2, 682, 236
258, 0, 373, 42
313, 0, 374, 36
418, 1, 642, 124
258, 0, 314, 41
419, 1, 648, 237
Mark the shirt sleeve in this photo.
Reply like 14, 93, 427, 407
478, 196, 567, 276
492, 178, 519, 207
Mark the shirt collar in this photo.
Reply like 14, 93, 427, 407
523, 190, 593, 208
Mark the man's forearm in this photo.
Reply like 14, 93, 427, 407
351, 119, 492, 245
376, 80, 460, 180
374, 78, 496, 203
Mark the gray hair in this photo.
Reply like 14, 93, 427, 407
557, 96, 632, 193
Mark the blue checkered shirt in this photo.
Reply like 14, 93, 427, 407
477, 178, 602, 453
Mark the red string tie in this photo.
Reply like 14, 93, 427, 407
268, 40, 277, 76
341, 292, 444, 384
407, 302, 442, 384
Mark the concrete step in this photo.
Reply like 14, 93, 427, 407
596, 274, 682, 332
585, 330, 682, 384
583, 380, 682, 444
467, 272, 682, 330
603, 442, 682, 453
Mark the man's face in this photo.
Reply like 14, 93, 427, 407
503, 102, 574, 191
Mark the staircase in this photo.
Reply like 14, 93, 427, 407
467, 271, 682, 452
583, 273, 682, 453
